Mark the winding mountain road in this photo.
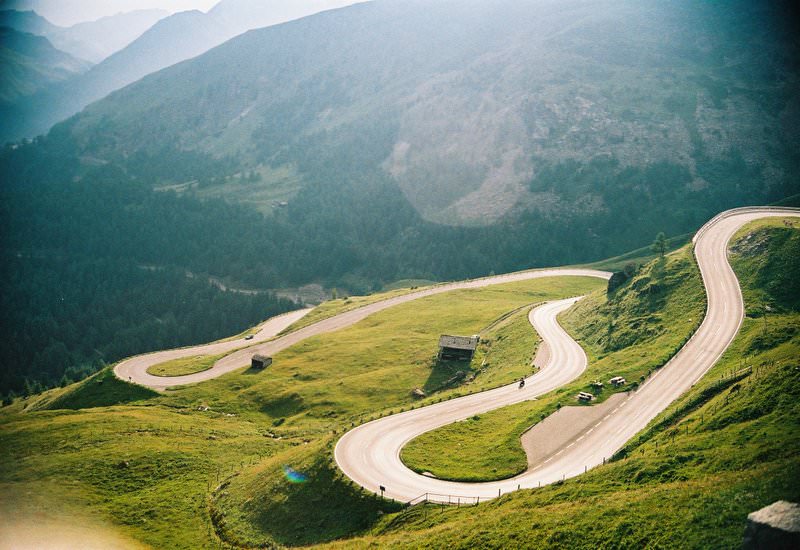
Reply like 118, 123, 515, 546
114, 308, 312, 390
114, 206, 798, 503
114, 268, 609, 390
334, 207, 800, 503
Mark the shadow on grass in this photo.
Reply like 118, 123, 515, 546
42, 367, 158, 410
242, 366, 269, 375
214, 448, 402, 547
422, 358, 477, 394
258, 391, 305, 417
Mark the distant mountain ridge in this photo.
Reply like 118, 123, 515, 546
1, 0, 363, 142
0, 8, 56, 35
45, 9, 170, 63
0, 26, 90, 103
0, 8, 168, 62
56, 0, 800, 226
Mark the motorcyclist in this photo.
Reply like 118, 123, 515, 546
519, 378, 525, 388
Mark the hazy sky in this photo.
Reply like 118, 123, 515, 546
2, 1, 221, 26
4, 0, 366, 26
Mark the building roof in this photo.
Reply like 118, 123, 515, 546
438, 335, 479, 351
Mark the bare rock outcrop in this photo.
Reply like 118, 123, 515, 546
743, 501, 800, 549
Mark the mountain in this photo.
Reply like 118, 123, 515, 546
0, 26, 90, 103
0, 0, 216, 27
45, 9, 169, 63
2, 0, 799, 396
1, 0, 363, 142
0, 7, 57, 35
0, 8, 168, 63
60, 0, 800, 226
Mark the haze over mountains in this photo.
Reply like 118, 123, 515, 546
0, 0, 218, 26
1, 0, 799, 393
1, 0, 363, 142
64, 0, 800, 225
0, 7, 168, 62
0, 6, 169, 136
0, 27, 90, 103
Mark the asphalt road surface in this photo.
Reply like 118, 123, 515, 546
333, 207, 799, 503
114, 207, 797, 503
113, 308, 312, 390
114, 268, 609, 390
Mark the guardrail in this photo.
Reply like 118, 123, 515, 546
407, 492, 484, 506
692, 206, 800, 243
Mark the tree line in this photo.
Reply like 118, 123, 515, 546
2, 131, 797, 398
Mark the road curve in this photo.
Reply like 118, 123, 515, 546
334, 207, 799, 503
113, 308, 313, 390
115, 268, 610, 390
335, 297, 590, 503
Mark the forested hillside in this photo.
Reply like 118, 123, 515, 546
0, 27, 90, 103
2, 0, 799, 396
0, 161, 299, 396
0, 0, 360, 142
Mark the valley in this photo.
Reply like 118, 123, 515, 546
3, 0, 799, 401
1, 209, 798, 548
2, 1, 800, 548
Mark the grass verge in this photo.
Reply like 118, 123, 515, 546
280, 286, 433, 333
146, 354, 225, 377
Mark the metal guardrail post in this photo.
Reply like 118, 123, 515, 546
692, 206, 800, 243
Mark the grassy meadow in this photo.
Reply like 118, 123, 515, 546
0, 219, 796, 549
0, 275, 601, 548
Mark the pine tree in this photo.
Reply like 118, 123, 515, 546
651, 232, 668, 257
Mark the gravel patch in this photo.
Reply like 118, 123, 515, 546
521, 393, 628, 468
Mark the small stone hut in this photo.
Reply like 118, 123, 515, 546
438, 335, 479, 361
251, 354, 273, 370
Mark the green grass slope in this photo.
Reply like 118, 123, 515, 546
0, 399, 284, 549
0, 275, 601, 549
1, 221, 795, 549
321, 218, 800, 548
211, 438, 402, 547
30, 367, 158, 411
731, 217, 800, 314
